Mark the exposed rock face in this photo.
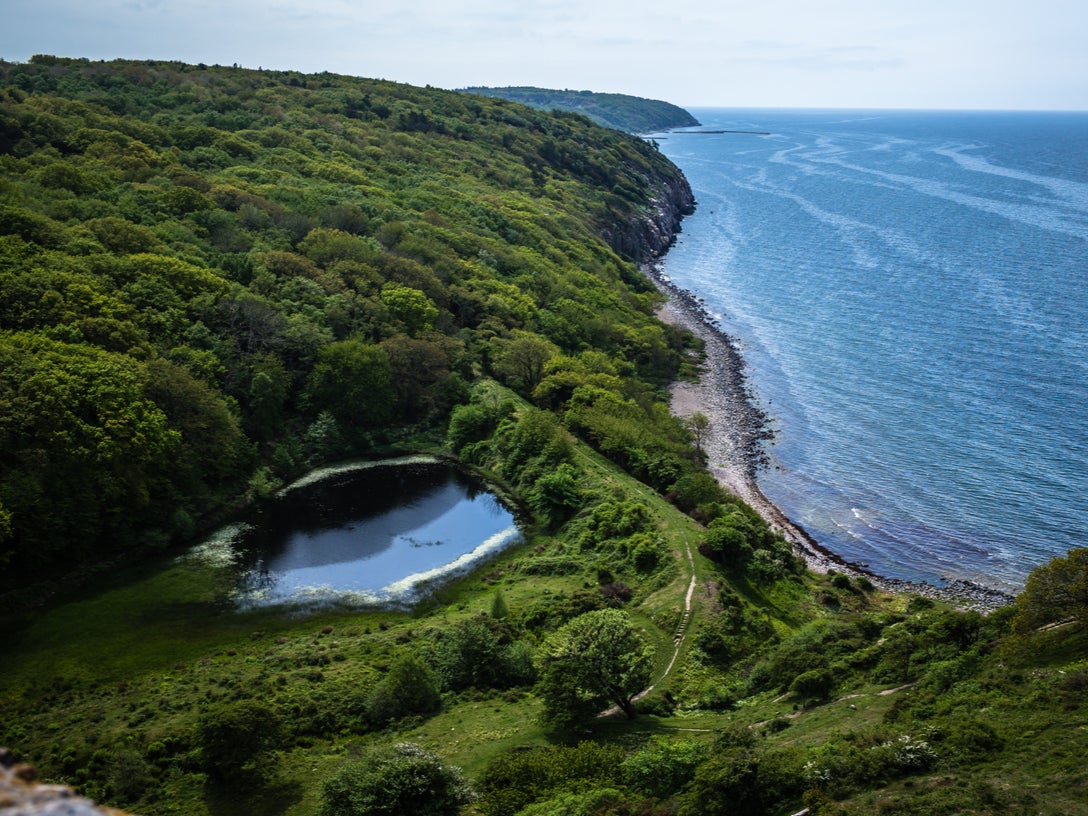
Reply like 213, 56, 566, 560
0, 749, 132, 816
602, 172, 696, 262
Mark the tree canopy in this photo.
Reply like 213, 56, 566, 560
0, 56, 696, 592
1014, 547, 1088, 631
536, 608, 653, 723
459, 87, 700, 133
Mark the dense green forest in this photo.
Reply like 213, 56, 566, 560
458, 87, 699, 134
0, 56, 694, 599
1, 57, 1086, 816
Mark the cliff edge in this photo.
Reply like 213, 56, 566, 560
603, 173, 696, 262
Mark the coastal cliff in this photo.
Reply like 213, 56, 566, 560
5, 58, 1088, 816
602, 173, 696, 261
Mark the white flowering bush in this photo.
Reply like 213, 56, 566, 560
887, 734, 938, 772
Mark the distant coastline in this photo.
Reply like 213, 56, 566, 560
459, 86, 699, 134
645, 261, 1015, 611
675, 129, 772, 135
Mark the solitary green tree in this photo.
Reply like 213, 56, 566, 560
789, 667, 835, 707
687, 411, 711, 455
536, 608, 653, 724
492, 330, 558, 393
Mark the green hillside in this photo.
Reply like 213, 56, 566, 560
0, 56, 1085, 816
460, 86, 699, 133
0, 56, 692, 598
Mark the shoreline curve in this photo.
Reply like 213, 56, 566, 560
645, 262, 1014, 612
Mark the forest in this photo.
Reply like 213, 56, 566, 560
0, 55, 694, 599
0, 57, 1085, 816
455, 87, 700, 134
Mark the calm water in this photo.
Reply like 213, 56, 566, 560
655, 109, 1088, 592
193, 459, 521, 608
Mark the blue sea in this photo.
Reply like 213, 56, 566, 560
654, 109, 1088, 592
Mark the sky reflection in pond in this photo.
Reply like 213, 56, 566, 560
213, 459, 520, 608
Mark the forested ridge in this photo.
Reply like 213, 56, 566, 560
457, 87, 700, 134
0, 56, 694, 597
1, 56, 1086, 816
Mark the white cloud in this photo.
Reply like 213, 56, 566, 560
1, 0, 1086, 109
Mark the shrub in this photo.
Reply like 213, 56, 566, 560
680, 745, 804, 816
906, 596, 935, 613
702, 521, 753, 570
599, 581, 633, 606
886, 734, 937, 772
748, 620, 867, 693
106, 748, 155, 803
478, 742, 625, 816
320, 743, 475, 816
626, 533, 664, 573
490, 589, 509, 619
366, 653, 442, 726
518, 556, 584, 576
622, 737, 707, 798
1014, 547, 1088, 631
790, 668, 835, 706
197, 699, 281, 779
433, 615, 535, 691
670, 472, 728, 514
529, 463, 583, 528
764, 717, 792, 734
515, 788, 627, 816
693, 685, 737, 712
934, 717, 1004, 763
831, 573, 854, 591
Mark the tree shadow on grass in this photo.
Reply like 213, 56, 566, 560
205, 774, 304, 816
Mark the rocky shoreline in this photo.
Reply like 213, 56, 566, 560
645, 262, 1015, 612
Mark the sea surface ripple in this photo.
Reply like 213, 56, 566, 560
655, 109, 1088, 592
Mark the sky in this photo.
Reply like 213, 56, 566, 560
3, 0, 1087, 111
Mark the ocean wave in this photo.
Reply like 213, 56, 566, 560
661, 109, 1088, 589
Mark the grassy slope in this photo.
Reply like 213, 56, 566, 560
0, 408, 685, 813
4, 411, 1084, 815
0, 58, 1084, 816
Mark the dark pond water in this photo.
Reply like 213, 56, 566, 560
190, 458, 521, 608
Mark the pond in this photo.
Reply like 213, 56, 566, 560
188, 457, 522, 609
